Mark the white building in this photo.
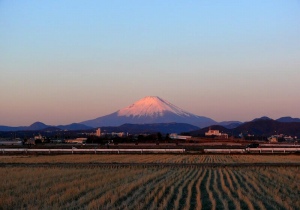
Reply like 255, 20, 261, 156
205, 128, 228, 139
205, 129, 221, 136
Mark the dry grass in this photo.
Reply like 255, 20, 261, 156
0, 154, 299, 209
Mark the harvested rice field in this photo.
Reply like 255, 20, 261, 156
1, 154, 300, 164
0, 154, 299, 209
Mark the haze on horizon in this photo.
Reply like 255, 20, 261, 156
1, 1, 299, 126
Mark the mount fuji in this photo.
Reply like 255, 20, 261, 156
81, 96, 217, 128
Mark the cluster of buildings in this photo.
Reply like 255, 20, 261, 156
1, 127, 298, 145
28, 134, 88, 145
268, 134, 297, 143
169, 128, 229, 140
205, 129, 229, 139
92, 128, 127, 138
169, 128, 298, 143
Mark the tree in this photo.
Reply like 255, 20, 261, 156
157, 132, 162, 140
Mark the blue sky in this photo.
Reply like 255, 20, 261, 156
1, 1, 300, 126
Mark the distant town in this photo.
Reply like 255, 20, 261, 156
0, 122, 299, 152
1, 97, 299, 153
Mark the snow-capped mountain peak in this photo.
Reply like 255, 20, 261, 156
117, 96, 194, 117
81, 96, 217, 128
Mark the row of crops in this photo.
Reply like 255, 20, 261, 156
1, 154, 300, 163
0, 165, 299, 209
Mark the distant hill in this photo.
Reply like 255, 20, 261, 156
100, 122, 200, 134
0, 126, 20, 132
57, 123, 93, 131
40, 126, 62, 132
234, 118, 278, 135
218, 121, 242, 129
0, 122, 93, 132
276, 117, 300, 123
251, 116, 273, 122
0, 121, 51, 132
2, 114, 300, 136
190, 118, 300, 137
234, 118, 300, 136
27, 122, 49, 130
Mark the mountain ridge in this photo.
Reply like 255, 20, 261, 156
100, 122, 200, 134
0, 122, 92, 132
191, 118, 300, 137
276, 116, 300, 123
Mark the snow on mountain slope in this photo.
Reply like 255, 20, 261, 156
81, 96, 217, 128
117, 96, 195, 117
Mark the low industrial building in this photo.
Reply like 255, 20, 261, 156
0, 140, 23, 146
169, 134, 192, 140
65, 138, 87, 144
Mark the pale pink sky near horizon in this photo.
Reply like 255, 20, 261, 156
1, 1, 299, 126
1, 94, 299, 126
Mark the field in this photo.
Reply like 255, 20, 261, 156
2, 154, 300, 164
0, 155, 299, 209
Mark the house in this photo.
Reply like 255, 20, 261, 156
268, 134, 296, 142
268, 135, 278, 143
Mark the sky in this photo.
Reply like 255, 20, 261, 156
1, 0, 300, 126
